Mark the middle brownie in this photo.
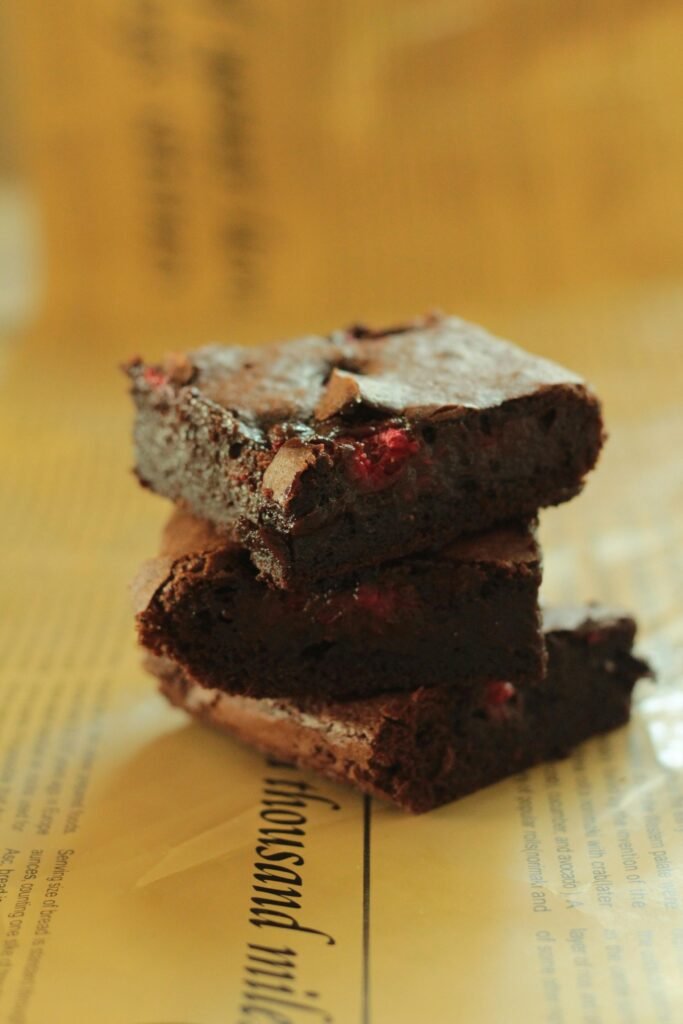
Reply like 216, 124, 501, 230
133, 510, 545, 703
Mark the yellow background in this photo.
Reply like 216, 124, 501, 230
1, 2, 682, 1022
2, 0, 682, 381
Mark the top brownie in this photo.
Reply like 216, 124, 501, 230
126, 314, 604, 587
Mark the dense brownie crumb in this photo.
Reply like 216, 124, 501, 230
133, 510, 545, 702
148, 605, 650, 813
125, 314, 604, 587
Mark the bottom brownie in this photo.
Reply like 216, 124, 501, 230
148, 605, 650, 813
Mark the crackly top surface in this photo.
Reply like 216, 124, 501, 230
131, 314, 588, 431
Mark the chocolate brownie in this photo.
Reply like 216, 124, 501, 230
125, 314, 604, 587
133, 510, 545, 702
148, 606, 650, 813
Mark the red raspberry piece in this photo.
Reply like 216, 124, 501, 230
348, 427, 419, 490
143, 366, 167, 389
483, 681, 518, 722
312, 582, 414, 630
486, 681, 517, 706
355, 584, 402, 622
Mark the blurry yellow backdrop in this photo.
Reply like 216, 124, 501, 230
2, 0, 682, 420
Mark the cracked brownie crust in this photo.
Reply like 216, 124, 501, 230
125, 314, 604, 587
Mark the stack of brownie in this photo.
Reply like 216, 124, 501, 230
125, 315, 649, 812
